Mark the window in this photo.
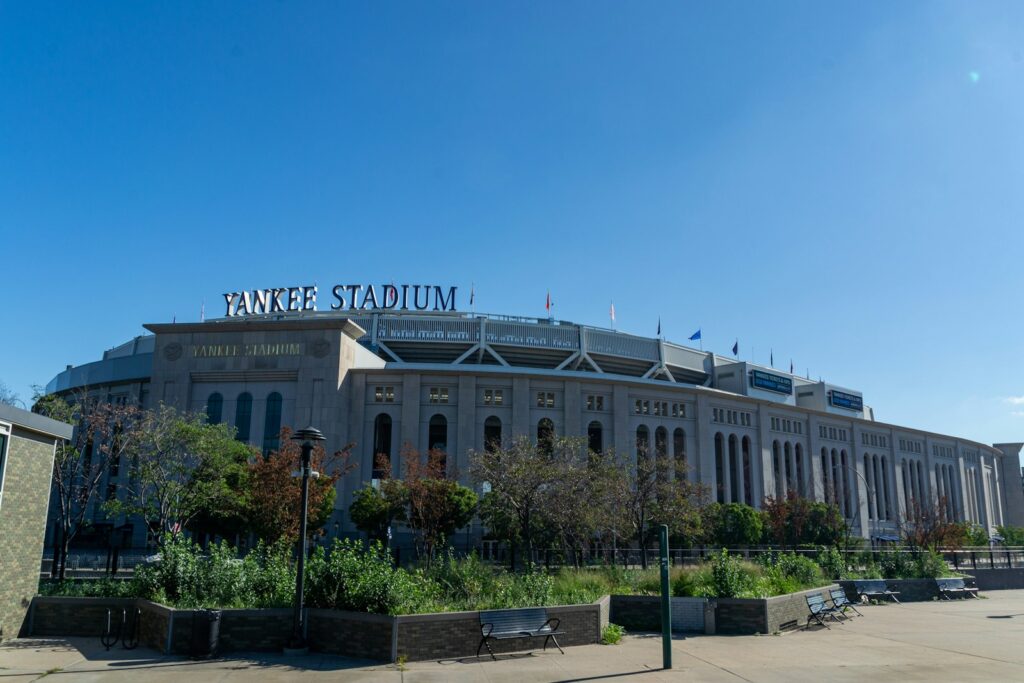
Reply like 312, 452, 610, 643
428, 414, 448, 474
106, 484, 117, 502
538, 418, 555, 455
262, 392, 283, 455
588, 421, 603, 453
374, 386, 395, 402
537, 392, 555, 408
0, 428, 8, 507
109, 452, 120, 477
484, 416, 502, 452
206, 393, 223, 424
429, 387, 449, 404
636, 425, 650, 459
673, 428, 686, 480
235, 392, 253, 441
586, 395, 605, 411
372, 414, 392, 478
483, 389, 504, 406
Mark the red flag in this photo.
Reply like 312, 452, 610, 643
546, 291, 551, 312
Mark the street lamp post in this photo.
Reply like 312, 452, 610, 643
288, 426, 325, 652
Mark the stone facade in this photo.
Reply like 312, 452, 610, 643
0, 406, 71, 640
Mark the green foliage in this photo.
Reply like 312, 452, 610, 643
815, 546, 846, 580
703, 503, 763, 546
349, 481, 408, 542
130, 534, 294, 608
763, 494, 846, 547
601, 623, 625, 645
961, 523, 990, 547
39, 578, 136, 598
709, 549, 749, 598
997, 525, 1024, 546
304, 539, 436, 615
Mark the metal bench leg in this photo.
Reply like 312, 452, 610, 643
545, 634, 565, 654
478, 637, 497, 660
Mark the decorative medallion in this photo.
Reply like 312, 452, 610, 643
164, 342, 183, 361
310, 339, 331, 358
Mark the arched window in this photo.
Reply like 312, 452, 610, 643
429, 414, 448, 475
655, 430, 671, 483
484, 416, 502, 453
715, 433, 726, 503
865, 454, 875, 520
742, 436, 752, 505
372, 414, 393, 478
795, 443, 804, 497
881, 456, 891, 520
783, 442, 793, 493
673, 428, 686, 480
538, 418, 555, 456
206, 392, 223, 425
262, 392, 283, 455
234, 392, 253, 442
636, 425, 650, 460
772, 440, 782, 499
840, 449, 850, 517
728, 434, 739, 504
587, 421, 603, 454
821, 447, 831, 503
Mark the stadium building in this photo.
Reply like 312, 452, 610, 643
44, 284, 1024, 552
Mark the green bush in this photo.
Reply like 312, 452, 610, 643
304, 539, 436, 615
38, 578, 136, 598
709, 549, 748, 598
878, 550, 915, 579
815, 547, 846, 580
914, 550, 948, 579
601, 623, 625, 645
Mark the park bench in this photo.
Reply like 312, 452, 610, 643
477, 607, 565, 660
806, 593, 842, 629
853, 580, 901, 604
936, 577, 979, 600
829, 588, 863, 618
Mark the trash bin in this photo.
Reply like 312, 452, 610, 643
189, 609, 222, 659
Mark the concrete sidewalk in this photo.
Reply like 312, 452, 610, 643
5, 590, 1024, 681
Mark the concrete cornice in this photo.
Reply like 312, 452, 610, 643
144, 318, 367, 340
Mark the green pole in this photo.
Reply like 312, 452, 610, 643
659, 524, 672, 669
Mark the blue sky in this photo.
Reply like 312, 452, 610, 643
2, 1, 1023, 457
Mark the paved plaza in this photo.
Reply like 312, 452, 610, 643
4, 590, 1024, 682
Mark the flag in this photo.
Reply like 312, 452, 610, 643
732, 340, 739, 356
688, 329, 701, 341
770, 349, 774, 368
546, 291, 551, 313
610, 302, 616, 324
200, 301, 205, 322
470, 283, 475, 307
790, 359, 794, 374
657, 317, 661, 336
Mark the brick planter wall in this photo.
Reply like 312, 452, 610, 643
839, 578, 970, 603
28, 596, 605, 663
960, 569, 1023, 591
610, 595, 707, 633
714, 585, 839, 635
306, 609, 395, 661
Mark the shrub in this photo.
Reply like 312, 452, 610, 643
914, 550, 948, 579
815, 547, 845, 580
709, 549, 748, 598
878, 550, 915, 579
602, 623, 625, 645
304, 539, 436, 615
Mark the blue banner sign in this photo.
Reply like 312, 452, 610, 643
750, 370, 793, 395
829, 390, 863, 411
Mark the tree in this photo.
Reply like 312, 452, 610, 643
246, 426, 354, 545
703, 502, 764, 547
404, 446, 477, 564
33, 390, 136, 579
612, 445, 706, 568
762, 492, 845, 547
469, 435, 568, 570
106, 404, 254, 546
997, 525, 1024, 546
899, 495, 964, 549
0, 380, 20, 407
546, 442, 621, 568
349, 456, 408, 548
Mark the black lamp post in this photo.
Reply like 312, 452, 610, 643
288, 426, 325, 651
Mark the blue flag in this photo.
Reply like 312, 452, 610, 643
657, 317, 661, 336
732, 340, 739, 356
688, 329, 701, 341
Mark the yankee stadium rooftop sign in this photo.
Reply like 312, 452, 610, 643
222, 284, 458, 317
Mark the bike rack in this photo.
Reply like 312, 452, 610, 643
100, 607, 141, 650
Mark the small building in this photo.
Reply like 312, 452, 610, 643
0, 403, 72, 640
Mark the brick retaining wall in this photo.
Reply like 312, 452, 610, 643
609, 595, 706, 633
29, 596, 604, 663
715, 585, 839, 635
962, 568, 1024, 591
839, 578, 972, 603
